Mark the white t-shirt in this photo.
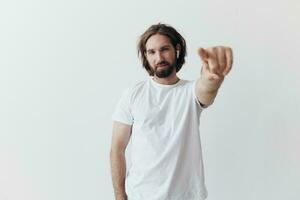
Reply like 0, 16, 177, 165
112, 77, 207, 200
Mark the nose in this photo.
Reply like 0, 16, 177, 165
155, 51, 164, 63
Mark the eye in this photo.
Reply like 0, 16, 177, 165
147, 50, 155, 55
161, 47, 170, 52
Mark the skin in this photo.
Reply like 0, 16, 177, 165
145, 34, 180, 85
196, 46, 233, 106
110, 122, 131, 200
110, 33, 233, 200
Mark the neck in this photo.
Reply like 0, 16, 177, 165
152, 70, 180, 85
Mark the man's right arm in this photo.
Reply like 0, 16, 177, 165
110, 121, 132, 200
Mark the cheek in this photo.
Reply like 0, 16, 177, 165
167, 54, 176, 63
147, 58, 155, 66
167, 52, 176, 59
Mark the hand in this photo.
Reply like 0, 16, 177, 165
198, 46, 233, 91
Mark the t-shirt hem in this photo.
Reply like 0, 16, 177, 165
128, 196, 207, 200
127, 190, 208, 200
111, 117, 133, 125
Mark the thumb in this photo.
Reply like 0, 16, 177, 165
198, 48, 209, 63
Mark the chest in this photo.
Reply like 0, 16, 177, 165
131, 87, 192, 127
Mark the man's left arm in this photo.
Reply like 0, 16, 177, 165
195, 46, 233, 107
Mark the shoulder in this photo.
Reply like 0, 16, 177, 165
125, 80, 147, 93
120, 80, 148, 100
177, 79, 204, 107
176, 79, 197, 90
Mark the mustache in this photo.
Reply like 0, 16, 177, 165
155, 61, 170, 67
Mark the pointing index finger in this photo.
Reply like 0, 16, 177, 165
198, 48, 209, 63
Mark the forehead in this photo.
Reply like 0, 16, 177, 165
145, 34, 172, 50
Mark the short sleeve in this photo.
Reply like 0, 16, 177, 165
192, 80, 207, 110
112, 88, 134, 125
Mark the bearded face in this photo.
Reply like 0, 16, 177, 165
145, 34, 178, 78
153, 60, 176, 78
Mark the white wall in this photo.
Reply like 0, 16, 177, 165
1, 0, 299, 199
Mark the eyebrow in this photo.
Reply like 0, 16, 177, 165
146, 44, 172, 52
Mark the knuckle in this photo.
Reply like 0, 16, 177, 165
226, 47, 232, 53
211, 47, 218, 55
219, 59, 226, 66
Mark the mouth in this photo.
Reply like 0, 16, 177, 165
156, 63, 169, 68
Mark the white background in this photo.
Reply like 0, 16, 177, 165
1, 0, 300, 199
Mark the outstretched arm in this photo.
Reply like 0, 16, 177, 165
195, 46, 233, 107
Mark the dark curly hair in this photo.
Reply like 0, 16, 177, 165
137, 23, 187, 76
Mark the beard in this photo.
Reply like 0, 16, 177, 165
153, 60, 176, 78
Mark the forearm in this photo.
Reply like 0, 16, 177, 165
196, 78, 219, 107
110, 150, 127, 200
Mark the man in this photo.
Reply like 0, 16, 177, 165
110, 23, 233, 200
